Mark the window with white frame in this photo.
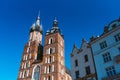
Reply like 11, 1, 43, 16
45, 57, 47, 63
33, 66, 40, 80
49, 38, 53, 44
36, 32, 38, 39
52, 65, 54, 72
19, 71, 22, 78
23, 55, 25, 60
48, 57, 50, 63
50, 56, 52, 63
29, 54, 31, 59
24, 63, 26, 69
22, 71, 25, 78
60, 41, 62, 46
46, 49, 49, 54
60, 50, 63, 56
44, 66, 46, 73
99, 41, 107, 49
25, 55, 28, 60
102, 52, 111, 63
50, 48, 53, 54
27, 47, 30, 53
47, 66, 49, 73
61, 69, 64, 75
44, 77, 46, 80
24, 70, 26, 78
114, 33, 120, 42
35, 54, 37, 60
105, 66, 116, 76
26, 70, 29, 77
28, 42, 30, 46
52, 75, 54, 80
21, 63, 24, 69
52, 56, 54, 62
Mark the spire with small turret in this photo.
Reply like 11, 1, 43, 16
29, 12, 43, 44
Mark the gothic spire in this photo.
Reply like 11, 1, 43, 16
53, 17, 58, 27
30, 12, 43, 34
36, 11, 40, 26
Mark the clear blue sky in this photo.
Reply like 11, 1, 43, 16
0, 0, 120, 79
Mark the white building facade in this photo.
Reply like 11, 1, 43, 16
70, 39, 97, 80
90, 18, 120, 80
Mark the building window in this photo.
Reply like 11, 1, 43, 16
52, 75, 54, 80
84, 55, 88, 62
29, 54, 31, 59
24, 70, 27, 78
27, 47, 30, 53
24, 63, 26, 69
21, 63, 24, 69
114, 33, 120, 42
49, 66, 51, 73
118, 47, 120, 53
85, 66, 91, 75
52, 65, 54, 72
33, 66, 40, 80
48, 76, 50, 80
75, 71, 79, 78
44, 66, 46, 73
99, 41, 107, 49
19, 71, 22, 78
61, 69, 64, 75
50, 56, 52, 63
75, 60, 78, 67
52, 56, 54, 62
44, 77, 46, 80
49, 38, 53, 44
105, 66, 116, 76
102, 52, 111, 63
50, 48, 53, 54
26, 70, 29, 77
36, 32, 38, 38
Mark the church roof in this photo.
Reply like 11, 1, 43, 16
30, 16, 43, 34
46, 18, 64, 38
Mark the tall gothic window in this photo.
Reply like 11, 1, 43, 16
33, 66, 40, 80
49, 38, 53, 44
50, 48, 53, 54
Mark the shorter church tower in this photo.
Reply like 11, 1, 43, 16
40, 18, 71, 80
17, 15, 43, 80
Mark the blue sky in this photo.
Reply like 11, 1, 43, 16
0, 0, 120, 79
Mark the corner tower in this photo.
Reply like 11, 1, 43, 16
41, 18, 67, 80
17, 15, 43, 80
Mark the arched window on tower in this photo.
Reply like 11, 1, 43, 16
50, 48, 53, 54
33, 66, 40, 80
49, 38, 53, 44
48, 76, 51, 80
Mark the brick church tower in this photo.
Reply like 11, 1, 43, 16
17, 15, 71, 80
17, 15, 43, 80
40, 19, 66, 80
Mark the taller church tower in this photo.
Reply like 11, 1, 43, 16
17, 15, 43, 80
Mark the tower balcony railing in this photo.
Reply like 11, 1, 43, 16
114, 54, 120, 64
